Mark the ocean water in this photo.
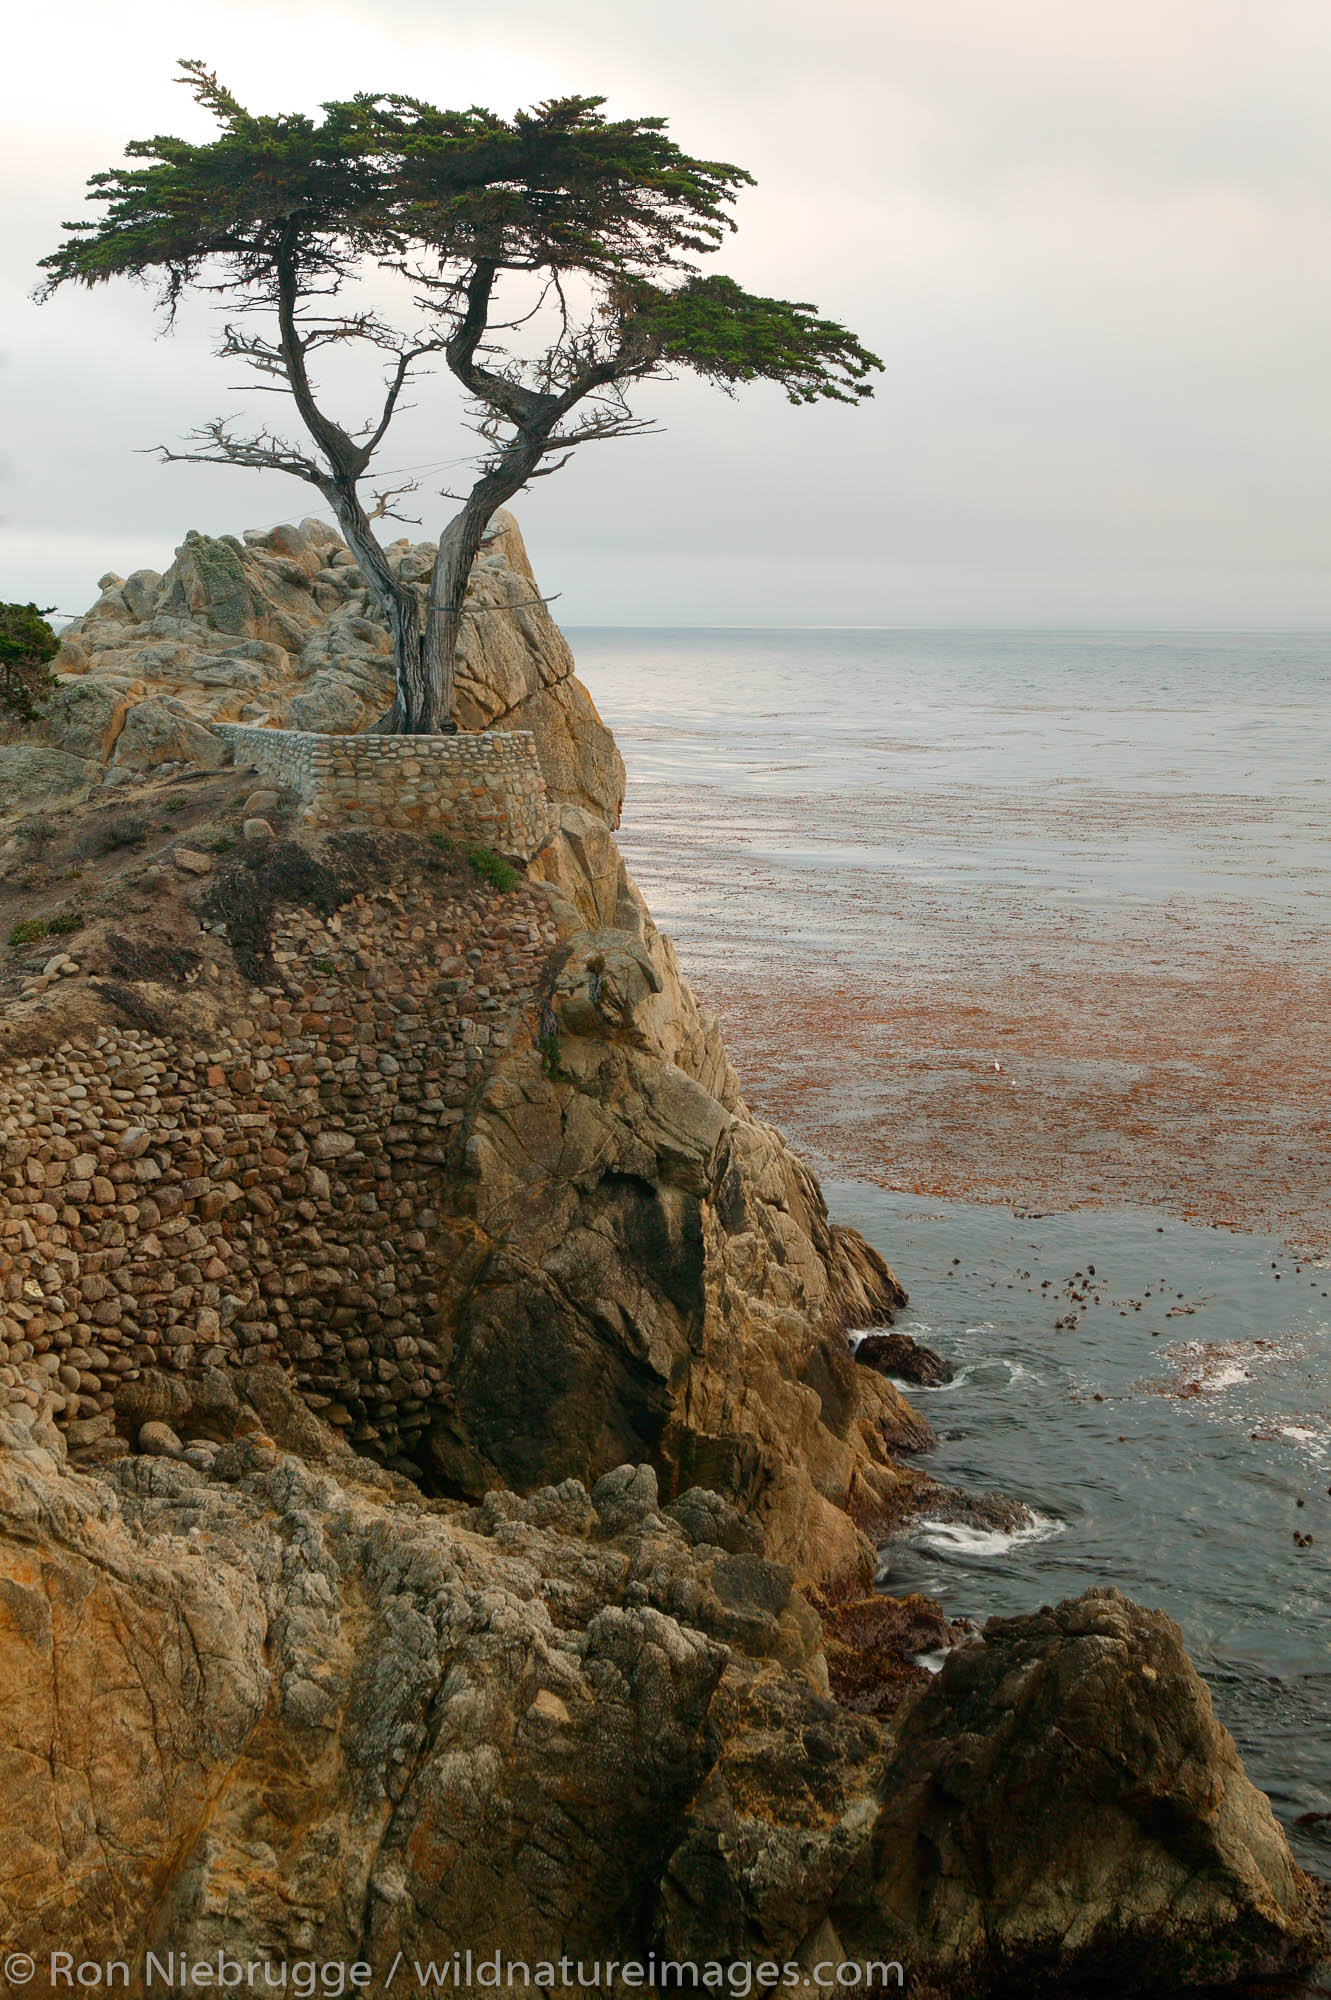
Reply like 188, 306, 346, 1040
568, 626, 1331, 1870
829, 1182, 1331, 1875
566, 626, 1331, 976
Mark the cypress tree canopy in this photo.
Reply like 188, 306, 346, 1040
39, 65, 881, 731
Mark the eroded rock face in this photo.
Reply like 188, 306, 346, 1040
2, 512, 624, 823
1, 541, 1325, 1994
0, 803, 923, 1595
0, 1415, 1320, 1997
827, 1589, 1327, 1996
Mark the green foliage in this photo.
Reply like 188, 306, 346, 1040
37, 70, 751, 302
0, 602, 59, 725
36, 63, 389, 305
164, 796, 187, 812
468, 846, 518, 892
377, 92, 753, 277
9, 919, 49, 947
38, 65, 881, 412
620, 273, 880, 404
310, 956, 337, 975
46, 912, 83, 935
428, 831, 457, 854
538, 1030, 569, 1082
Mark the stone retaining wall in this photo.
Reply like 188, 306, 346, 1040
0, 868, 560, 1471
218, 724, 553, 858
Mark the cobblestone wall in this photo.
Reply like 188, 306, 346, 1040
0, 864, 559, 1473
218, 724, 553, 858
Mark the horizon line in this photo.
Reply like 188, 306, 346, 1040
559, 621, 1331, 636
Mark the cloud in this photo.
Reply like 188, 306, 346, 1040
4, 0, 1331, 623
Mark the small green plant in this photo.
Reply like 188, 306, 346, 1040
164, 795, 187, 812
47, 911, 82, 935
539, 1031, 570, 1082
206, 834, 234, 854
9, 918, 49, 947
428, 831, 456, 854
469, 846, 518, 893
310, 956, 337, 975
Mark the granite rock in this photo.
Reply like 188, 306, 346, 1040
4, 513, 623, 820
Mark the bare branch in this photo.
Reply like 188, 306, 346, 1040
145, 414, 323, 484
466, 592, 563, 614
367, 478, 423, 525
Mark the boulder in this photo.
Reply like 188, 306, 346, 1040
0, 744, 99, 810
828, 1588, 1326, 1995
5, 678, 134, 763
170, 847, 213, 876
108, 697, 231, 774
855, 1331, 954, 1385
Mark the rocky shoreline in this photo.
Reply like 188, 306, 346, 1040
0, 518, 1325, 1994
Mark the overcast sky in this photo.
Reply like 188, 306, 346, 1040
5, 0, 1331, 626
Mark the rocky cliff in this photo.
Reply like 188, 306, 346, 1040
0, 510, 624, 824
2, 1409, 1320, 1995
0, 520, 1324, 1995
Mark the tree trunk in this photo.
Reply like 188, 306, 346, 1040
421, 456, 542, 733
318, 479, 429, 733
420, 502, 490, 733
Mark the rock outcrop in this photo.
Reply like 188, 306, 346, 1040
0, 521, 1325, 1994
0, 1413, 1320, 1995
0, 793, 925, 1593
1, 512, 624, 824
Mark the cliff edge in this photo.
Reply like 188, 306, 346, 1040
0, 519, 1323, 1994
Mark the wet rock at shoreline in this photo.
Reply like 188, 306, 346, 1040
827, 1587, 1327, 1996
855, 1329, 955, 1385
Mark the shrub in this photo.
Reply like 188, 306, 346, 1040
9, 918, 49, 946
101, 814, 151, 851
0, 602, 59, 723
47, 911, 83, 935
469, 845, 518, 892
539, 1030, 570, 1081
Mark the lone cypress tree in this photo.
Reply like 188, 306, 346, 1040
41, 64, 881, 733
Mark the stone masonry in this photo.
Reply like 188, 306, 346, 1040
0, 858, 560, 1472
218, 723, 554, 857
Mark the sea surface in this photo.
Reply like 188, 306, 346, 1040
568, 626, 1331, 1250
568, 626, 1331, 1870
